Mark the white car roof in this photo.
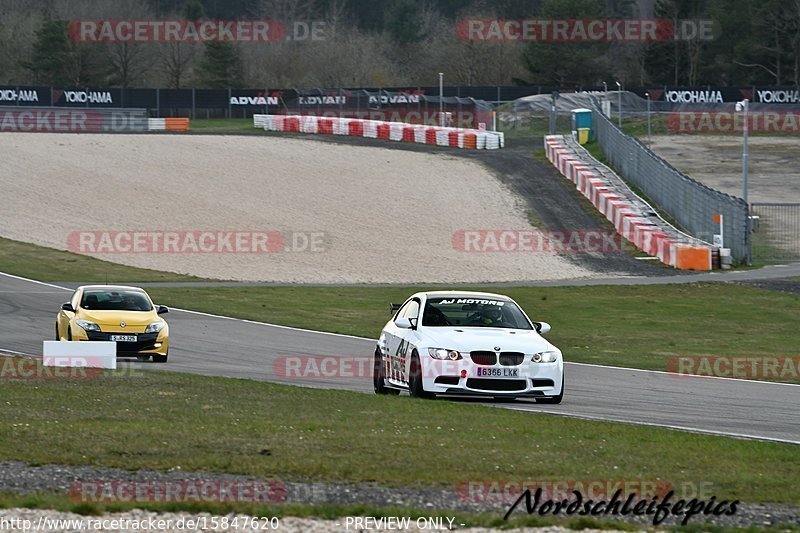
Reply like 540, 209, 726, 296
417, 290, 513, 301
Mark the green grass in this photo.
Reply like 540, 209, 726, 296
189, 118, 254, 133
0, 237, 207, 283
0, 365, 796, 505
147, 283, 800, 382
498, 114, 573, 143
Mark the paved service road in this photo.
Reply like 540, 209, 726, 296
1, 272, 797, 445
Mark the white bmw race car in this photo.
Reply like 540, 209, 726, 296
374, 291, 564, 402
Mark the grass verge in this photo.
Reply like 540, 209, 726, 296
0, 365, 796, 506
0, 237, 207, 283
189, 118, 255, 133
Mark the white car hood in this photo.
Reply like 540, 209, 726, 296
418, 327, 553, 354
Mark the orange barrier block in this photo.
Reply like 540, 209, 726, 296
376, 124, 390, 139
675, 246, 712, 271
463, 133, 477, 149
164, 118, 190, 131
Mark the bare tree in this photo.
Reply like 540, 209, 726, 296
160, 42, 197, 88
250, 0, 316, 24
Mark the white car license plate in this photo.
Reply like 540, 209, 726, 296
477, 368, 519, 378
110, 335, 137, 342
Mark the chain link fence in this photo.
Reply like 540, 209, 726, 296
750, 203, 800, 262
592, 106, 750, 263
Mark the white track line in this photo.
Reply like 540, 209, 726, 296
567, 361, 800, 388
1, 270, 797, 385
0, 347, 36, 357
500, 405, 800, 445
0, 272, 71, 291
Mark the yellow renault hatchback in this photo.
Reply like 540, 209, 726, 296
56, 285, 170, 362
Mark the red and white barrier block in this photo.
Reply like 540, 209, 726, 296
253, 115, 503, 150
544, 135, 713, 271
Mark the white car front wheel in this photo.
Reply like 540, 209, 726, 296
408, 351, 434, 399
373, 348, 399, 395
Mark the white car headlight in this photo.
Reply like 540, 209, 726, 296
532, 351, 559, 363
75, 319, 101, 332
428, 348, 462, 360
145, 322, 165, 334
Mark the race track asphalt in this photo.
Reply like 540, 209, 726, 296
1, 271, 798, 445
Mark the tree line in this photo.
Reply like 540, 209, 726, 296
1, 0, 798, 90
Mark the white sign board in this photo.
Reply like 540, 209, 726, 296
43, 341, 117, 369
713, 234, 723, 247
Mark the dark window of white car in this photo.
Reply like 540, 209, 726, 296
422, 298, 532, 329
81, 290, 153, 312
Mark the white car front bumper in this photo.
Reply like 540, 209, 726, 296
420, 356, 563, 397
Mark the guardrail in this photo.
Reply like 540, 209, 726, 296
592, 105, 749, 262
253, 114, 504, 149
545, 134, 713, 270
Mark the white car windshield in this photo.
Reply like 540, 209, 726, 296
422, 297, 532, 329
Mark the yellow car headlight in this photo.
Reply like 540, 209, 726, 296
75, 319, 100, 332
145, 322, 166, 334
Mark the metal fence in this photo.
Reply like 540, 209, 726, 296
750, 203, 800, 262
592, 106, 751, 262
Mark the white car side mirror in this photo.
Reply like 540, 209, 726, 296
534, 321, 551, 335
395, 317, 413, 329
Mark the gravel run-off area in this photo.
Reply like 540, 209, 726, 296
0, 133, 601, 284
649, 135, 800, 203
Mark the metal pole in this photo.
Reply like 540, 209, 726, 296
438, 72, 443, 126
615, 81, 622, 127
742, 100, 749, 206
646, 92, 651, 147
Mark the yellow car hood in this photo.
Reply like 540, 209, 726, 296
78, 309, 158, 329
